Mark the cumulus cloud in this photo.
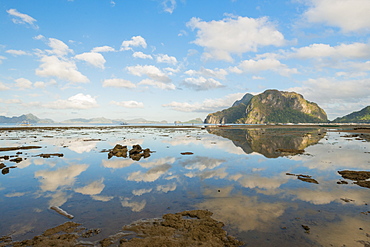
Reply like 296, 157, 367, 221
6, 9, 38, 29
156, 54, 177, 65
110, 100, 144, 108
15, 78, 33, 90
133, 51, 153, 59
289, 77, 370, 102
304, 0, 370, 32
120, 197, 146, 212
35, 38, 89, 83
36, 55, 89, 83
75, 52, 106, 69
0, 82, 10, 91
182, 77, 224, 91
102, 78, 136, 88
231, 58, 298, 77
45, 93, 99, 109
46, 38, 73, 57
291, 43, 370, 59
127, 164, 171, 182
6, 50, 29, 56
138, 79, 176, 90
127, 65, 171, 83
163, 92, 245, 112
185, 67, 228, 80
162, 0, 176, 14
91, 45, 115, 53
120, 36, 147, 51
187, 15, 285, 61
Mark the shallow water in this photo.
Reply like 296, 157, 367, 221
0, 127, 369, 246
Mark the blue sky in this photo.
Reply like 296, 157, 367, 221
1, 0, 370, 122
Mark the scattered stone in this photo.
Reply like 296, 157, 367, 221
338, 170, 370, 189
302, 225, 310, 234
1, 167, 9, 175
9, 157, 22, 163
0, 163, 5, 169
297, 176, 319, 184
0, 155, 9, 160
0, 146, 42, 152
337, 180, 349, 184
341, 198, 355, 203
181, 152, 194, 155
37, 153, 64, 158
108, 144, 152, 161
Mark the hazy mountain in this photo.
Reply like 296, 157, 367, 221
204, 90, 328, 124
0, 113, 54, 124
332, 106, 370, 123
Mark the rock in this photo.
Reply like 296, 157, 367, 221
0, 163, 5, 169
108, 144, 128, 159
37, 153, 64, 158
9, 157, 22, 163
129, 144, 142, 155
1, 167, 9, 175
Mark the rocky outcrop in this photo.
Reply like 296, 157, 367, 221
204, 90, 328, 124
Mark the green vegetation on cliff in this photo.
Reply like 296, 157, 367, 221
332, 106, 370, 123
204, 90, 328, 124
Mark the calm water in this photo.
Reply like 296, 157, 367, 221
0, 126, 369, 246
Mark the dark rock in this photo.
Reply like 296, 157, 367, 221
129, 144, 142, 155
9, 157, 22, 163
2, 167, 9, 175
0, 163, 5, 169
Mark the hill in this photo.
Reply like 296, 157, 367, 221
332, 106, 370, 123
0, 113, 54, 124
204, 90, 328, 124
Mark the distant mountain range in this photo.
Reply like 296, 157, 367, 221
0, 114, 169, 125
205, 90, 328, 124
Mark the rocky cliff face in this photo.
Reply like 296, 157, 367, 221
204, 90, 328, 124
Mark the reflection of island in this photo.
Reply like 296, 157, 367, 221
207, 128, 326, 158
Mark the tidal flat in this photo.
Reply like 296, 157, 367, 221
0, 125, 369, 246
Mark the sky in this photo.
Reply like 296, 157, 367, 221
1, 0, 370, 122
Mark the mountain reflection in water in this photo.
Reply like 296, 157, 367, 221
207, 127, 326, 158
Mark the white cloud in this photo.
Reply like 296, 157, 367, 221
36, 55, 89, 83
127, 65, 171, 83
6, 9, 38, 29
0, 82, 10, 91
304, 0, 370, 32
0, 56, 7, 64
289, 77, 370, 103
120, 36, 147, 51
34, 81, 46, 88
33, 34, 44, 40
132, 188, 152, 196
75, 52, 106, 69
182, 77, 224, 91
156, 183, 176, 193
15, 78, 33, 90
163, 92, 245, 112
232, 58, 298, 77
91, 45, 115, 53
45, 93, 99, 109
156, 54, 177, 65
133, 51, 153, 59
127, 164, 171, 182
110, 100, 144, 108
291, 43, 370, 59
102, 78, 136, 88
47, 38, 73, 57
185, 67, 228, 80
6, 50, 29, 56
187, 15, 285, 61
138, 79, 176, 90
0, 98, 22, 104
162, 0, 176, 14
